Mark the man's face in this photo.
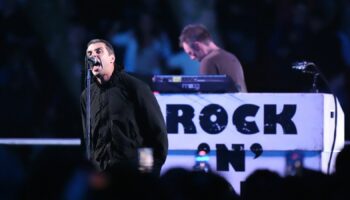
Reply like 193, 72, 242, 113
182, 42, 206, 62
86, 42, 115, 77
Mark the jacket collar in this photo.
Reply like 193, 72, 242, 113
94, 69, 124, 89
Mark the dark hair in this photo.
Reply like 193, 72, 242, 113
179, 24, 212, 47
87, 39, 115, 56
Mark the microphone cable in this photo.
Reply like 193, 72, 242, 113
292, 61, 339, 174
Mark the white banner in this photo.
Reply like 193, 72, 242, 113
156, 93, 344, 193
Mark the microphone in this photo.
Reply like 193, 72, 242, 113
291, 61, 317, 74
86, 56, 101, 66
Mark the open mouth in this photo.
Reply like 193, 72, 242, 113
92, 65, 102, 72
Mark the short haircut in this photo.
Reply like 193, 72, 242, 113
87, 39, 115, 55
179, 24, 212, 47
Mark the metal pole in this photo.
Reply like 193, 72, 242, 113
85, 59, 92, 160
311, 73, 319, 93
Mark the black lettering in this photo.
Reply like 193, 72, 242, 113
200, 104, 228, 134
264, 104, 297, 134
250, 143, 263, 159
233, 104, 259, 134
166, 105, 197, 133
216, 144, 245, 171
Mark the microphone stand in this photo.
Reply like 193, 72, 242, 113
292, 61, 339, 174
313, 65, 339, 175
311, 73, 319, 93
85, 57, 92, 160
299, 62, 320, 93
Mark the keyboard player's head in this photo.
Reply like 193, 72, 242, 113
179, 24, 248, 92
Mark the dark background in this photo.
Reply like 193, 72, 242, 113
0, 0, 348, 139
0, 1, 349, 199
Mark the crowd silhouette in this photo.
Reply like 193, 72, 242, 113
0, 144, 348, 199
